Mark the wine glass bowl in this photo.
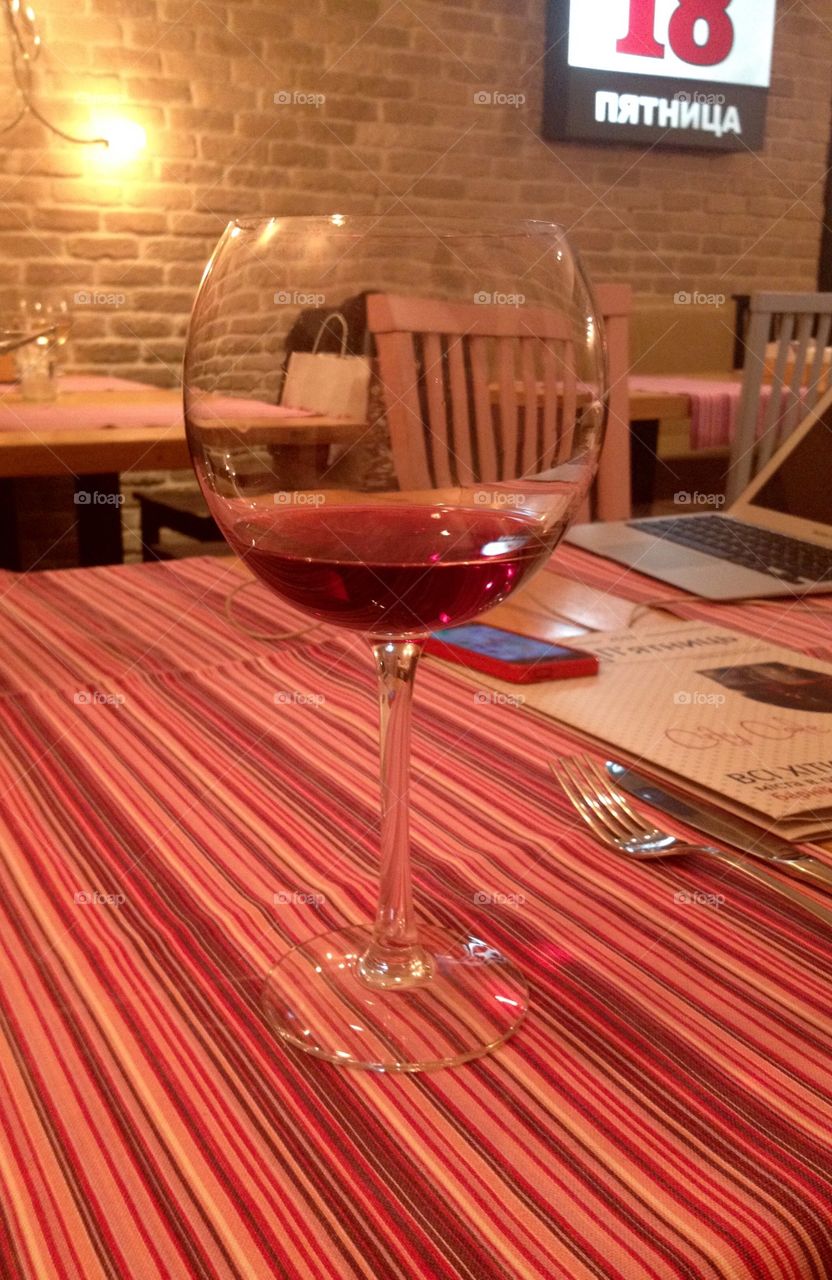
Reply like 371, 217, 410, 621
184, 216, 607, 1070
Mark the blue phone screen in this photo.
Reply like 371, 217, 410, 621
432, 625, 575, 664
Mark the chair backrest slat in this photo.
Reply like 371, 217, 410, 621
421, 332, 454, 486
560, 342, 578, 463
373, 330, 433, 484
758, 311, 794, 449
520, 337, 540, 476
497, 337, 520, 478
446, 335, 476, 485
468, 335, 499, 478
778, 311, 816, 451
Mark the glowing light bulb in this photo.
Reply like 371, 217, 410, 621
93, 116, 147, 165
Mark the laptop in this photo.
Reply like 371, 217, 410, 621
566, 386, 832, 600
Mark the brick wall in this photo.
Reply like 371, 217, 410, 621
1, 0, 830, 390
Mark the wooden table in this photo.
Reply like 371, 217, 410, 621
0, 387, 369, 477
0, 380, 365, 569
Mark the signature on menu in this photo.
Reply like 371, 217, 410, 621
665, 717, 831, 751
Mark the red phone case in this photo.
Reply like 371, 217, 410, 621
423, 626, 599, 684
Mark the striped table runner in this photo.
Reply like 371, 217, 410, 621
0, 552, 830, 1279
628, 377, 811, 451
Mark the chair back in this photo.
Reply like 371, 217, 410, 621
367, 293, 579, 489
729, 291, 832, 502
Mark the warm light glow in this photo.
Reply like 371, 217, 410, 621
93, 115, 147, 165
331, 213, 346, 226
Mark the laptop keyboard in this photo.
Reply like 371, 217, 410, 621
627, 515, 832, 584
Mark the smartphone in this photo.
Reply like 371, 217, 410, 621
423, 623, 599, 683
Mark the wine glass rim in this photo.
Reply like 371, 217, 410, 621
227, 215, 571, 240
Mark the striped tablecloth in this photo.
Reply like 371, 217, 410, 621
629, 375, 809, 450
0, 549, 831, 1279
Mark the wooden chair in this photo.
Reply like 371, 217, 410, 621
368, 288, 632, 520
728, 291, 832, 503
132, 484, 221, 561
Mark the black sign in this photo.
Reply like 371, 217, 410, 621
543, 1, 775, 152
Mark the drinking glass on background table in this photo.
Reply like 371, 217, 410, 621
13, 292, 71, 402
184, 215, 607, 1071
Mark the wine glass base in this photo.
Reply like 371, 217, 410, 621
261, 924, 528, 1072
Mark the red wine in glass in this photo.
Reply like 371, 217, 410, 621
228, 504, 565, 638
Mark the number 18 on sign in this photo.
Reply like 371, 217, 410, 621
543, 0, 776, 150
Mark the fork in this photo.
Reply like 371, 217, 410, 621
550, 754, 832, 929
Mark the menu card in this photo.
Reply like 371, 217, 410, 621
479, 621, 832, 840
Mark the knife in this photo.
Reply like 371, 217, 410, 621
606, 761, 832, 894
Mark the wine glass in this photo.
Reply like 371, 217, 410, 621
12, 292, 71, 401
184, 216, 607, 1072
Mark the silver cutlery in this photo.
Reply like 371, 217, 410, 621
606, 760, 832, 894
550, 754, 832, 929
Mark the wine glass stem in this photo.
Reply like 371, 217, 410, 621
358, 640, 434, 990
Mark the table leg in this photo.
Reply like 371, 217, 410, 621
0, 477, 81, 571
630, 419, 660, 511
0, 480, 22, 571
75, 474, 124, 566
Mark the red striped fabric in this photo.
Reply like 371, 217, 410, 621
627, 377, 811, 450
0, 550, 830, 1279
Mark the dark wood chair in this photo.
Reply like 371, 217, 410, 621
133, 484, 222, 560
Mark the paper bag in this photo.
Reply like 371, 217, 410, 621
282, 312, 370, 420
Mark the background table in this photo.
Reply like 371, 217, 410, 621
0, 378, 364, 570
0, 548, 830, 1279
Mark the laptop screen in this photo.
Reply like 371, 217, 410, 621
748, 418, 832, 525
